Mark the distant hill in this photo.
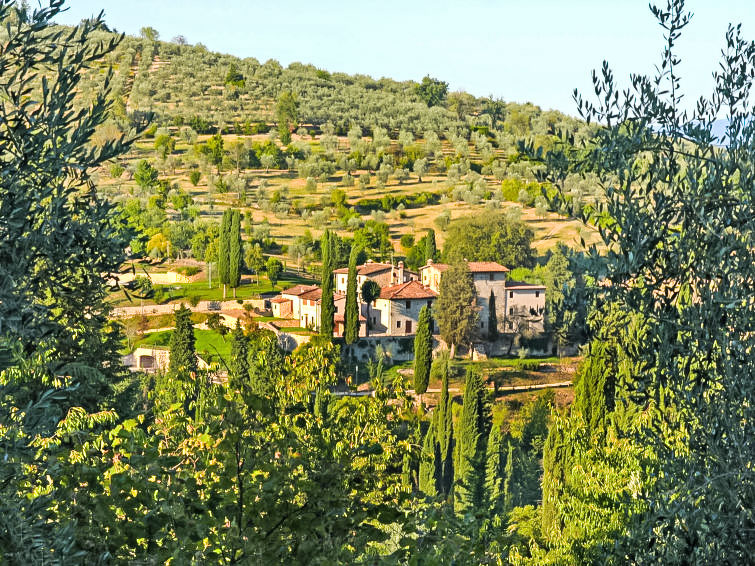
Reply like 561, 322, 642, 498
74, 28, 592, 145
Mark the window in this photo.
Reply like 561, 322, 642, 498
489, 273, 494, 281
508, 321, 513, 330
535, 291, 540, 298
509, 291, 514, 298
481, 321, 485, 328
405, 300, 411, 309
509, 307, 514, 316
427, 300, 432, 308
397, 320, 401, 328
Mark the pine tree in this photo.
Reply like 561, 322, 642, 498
344, 244, 360, 344
455, 369, 491, 512
218, 209, 231, 298
413, 306, 432, 399
229, 210, 242, 297
425, 228, 437, 262
320, 230, 335, 338
229, 320, 249, 390
487, 290, 499, 341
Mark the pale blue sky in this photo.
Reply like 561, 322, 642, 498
57, 1, 754, 116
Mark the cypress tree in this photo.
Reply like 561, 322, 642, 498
425, 228, 437, 262
320, 230, 335, 338
218, 208, 231, 298
541, 416, 568, 538
229, 320, 249, 390
413, 306, 433, 399
434, 352, 454, 495
344, 244, 360, 344
419, 417, 438, 496
502, 440, 515, 511
169, 304, 197, 378
488, 290, 499, 341
229, 209, 242, 297
485, 424, 506, 509
455, 369, 491, 512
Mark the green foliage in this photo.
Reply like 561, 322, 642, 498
443, 211, 535, 268
189, 169, 201, 186
455, 369, 491, 512
320, 230, 335, 338
168, 304, 197, 380
488, 290, 499, 341
344, 244, 360, 344
276, 90, 299, 144
425, 228, 437, 262
413, 306, 433, 396
229, 209, 242, 290
266, 257, 283, 289
224, 62, 245, 87
415, 75, 449, 107
217, 208, 231, 289
435, 262, 478, 351
134, 158, 159, 190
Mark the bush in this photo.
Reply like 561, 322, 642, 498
188, 294, 201, 307
189, 170, 201, 186
109, 163, 125, 178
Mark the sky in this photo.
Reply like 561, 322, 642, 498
56, 0, 755, 117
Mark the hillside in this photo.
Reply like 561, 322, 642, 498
76, 27, 604, 297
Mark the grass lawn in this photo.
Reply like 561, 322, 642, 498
111, 272, 317, 307
134, 328, 232, 364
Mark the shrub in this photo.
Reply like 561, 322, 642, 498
189, 170, 201, 186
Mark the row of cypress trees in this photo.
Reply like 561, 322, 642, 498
218, 208, 243, 298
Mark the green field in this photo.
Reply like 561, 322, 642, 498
134, 328, 232, 363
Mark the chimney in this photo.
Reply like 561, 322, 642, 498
427, 258, 433, 266
398, 261, 405, 283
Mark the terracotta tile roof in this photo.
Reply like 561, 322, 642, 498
299, 288, 323, 301
333, 262, 394, 275
281, 284, 319, 297
506, 280, 546, 290
334, 313, 366, 322
270, 296, 291, 304
420, 261, 510, 273
379, 280, 438, 300
467, 261, 510, 273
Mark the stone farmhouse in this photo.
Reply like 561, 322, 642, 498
333, 260, 417, 298
370, 280, 438, 336
419, 259, 546, 333
267, 258, 545, 338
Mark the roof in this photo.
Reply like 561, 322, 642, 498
506, 280, 546, 290
379, 280, 438, 300
281, 284, 319, 297
333, 262, 393, 276
299, 288, 323, 301
334, 313, 366, 322
467, 261, 510, 273
270, 296, 291, 304
419, 261, 510, 273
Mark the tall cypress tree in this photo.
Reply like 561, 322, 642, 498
502, 440, 514, 511
413, 306, 433, 399
419, 414, 441, 496
485, 424, 506, 509
344, 244, 360, 344
229, 320, 249, 390
488, 290, 499, 341
229, 210, 242, 297
434, 351, 454, 496
169, 304, 197, 378
218, 209, 232, 298
455, 369, 491, 512
425, 228, 437, 262
320, 230, 335, 338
